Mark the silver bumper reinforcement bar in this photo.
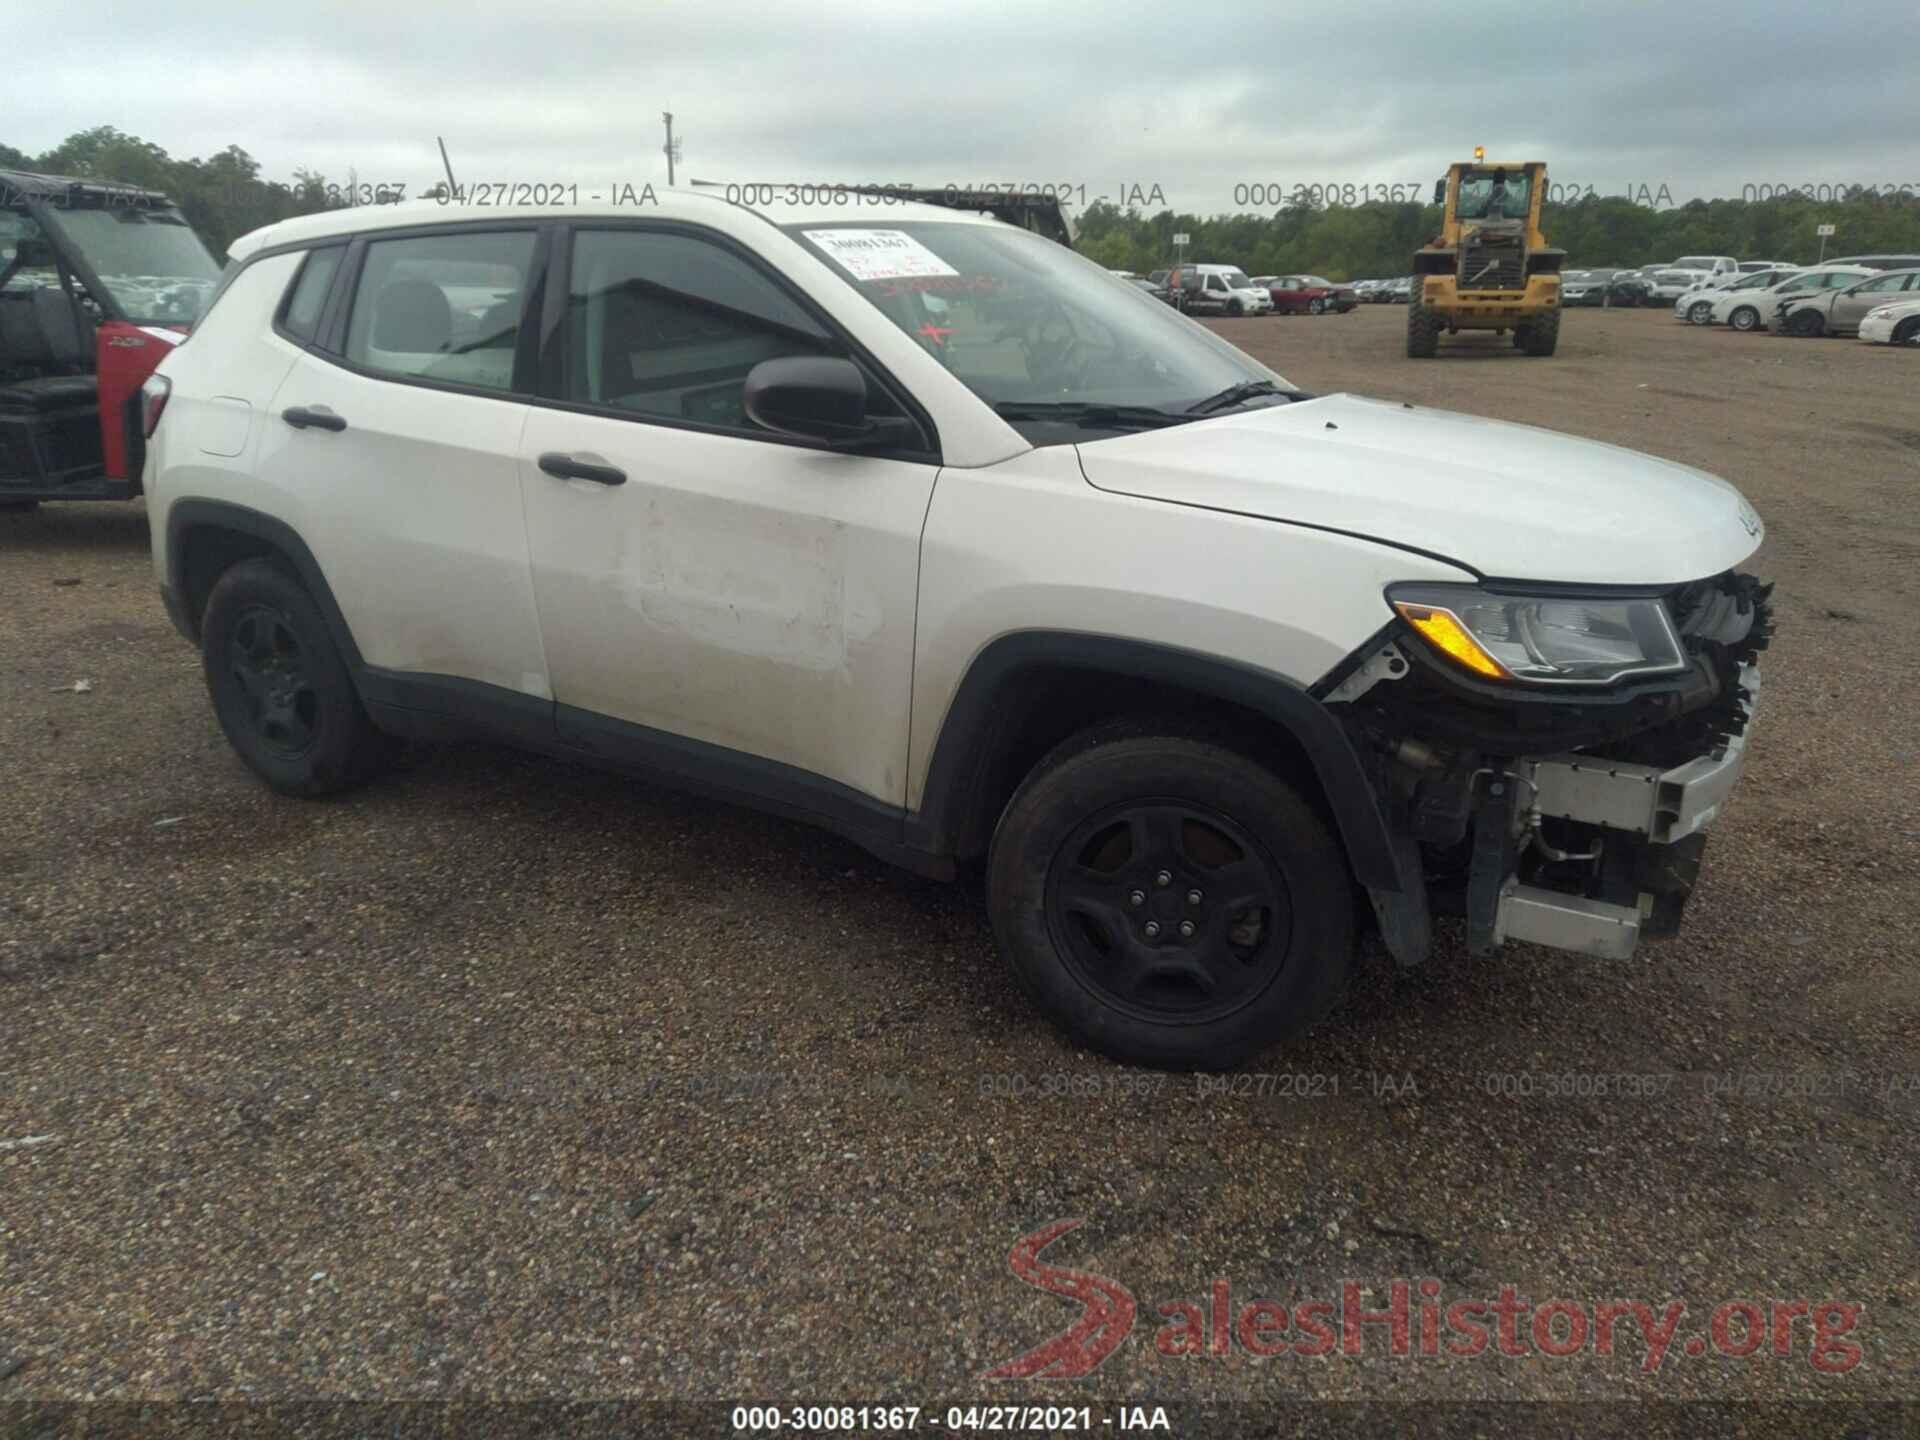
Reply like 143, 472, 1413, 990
1494, 664, 1759, 960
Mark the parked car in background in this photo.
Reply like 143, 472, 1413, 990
1674, 267, 1797, 325
1148, 269, 1172, 288
1386, 276, 1411, 303
1710, 267, 1870, 331
1671, 255, 1740, 281
1827, 254, 1920, 271
1255, 275, 1357, 314
1774, 267, 1920, 337
1171, 263, 1273, 315
1560, 270, 1611, 306
1607, 272, 1656, 306
1132, 276, 1174, 305
1649, 270, 1710, 303
1857, 296, 1920, 346
1738, 259, 1798, 273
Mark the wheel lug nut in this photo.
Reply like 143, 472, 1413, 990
1144, 921, 1161, 938
1179, 920, 1196, 938
1186, 889, 1202, 904
1155, 870, 1172, 887
1129, 890, 1146, 907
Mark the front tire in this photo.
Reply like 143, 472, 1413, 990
1786, 309, 1825, 338
201, 558, 389, 796
1309, 297, 1326, 315
1227, 298, 1244, 317
1729, 305, 1760, 332
1406, 279, 1439, 357
1688, 301, 1714, 325
987, 727, 1355, 1070
1894, 317, 1920, 346
1522, 306, 1561, 355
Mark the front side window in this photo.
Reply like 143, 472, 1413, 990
343, 229, 536, 393
562, 229, 834, 430
791, 221, 1290, 442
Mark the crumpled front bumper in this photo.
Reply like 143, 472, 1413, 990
1494, 664, 1760, 960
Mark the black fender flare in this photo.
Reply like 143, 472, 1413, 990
163, 499, 367, 673
908, 632, 1405, 893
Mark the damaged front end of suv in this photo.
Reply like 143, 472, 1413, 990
1322, 571, 1774, 963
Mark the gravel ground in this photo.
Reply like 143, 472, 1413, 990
2, 304, 1916, 1429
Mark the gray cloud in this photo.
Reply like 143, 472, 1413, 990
9, 0, 1918, 212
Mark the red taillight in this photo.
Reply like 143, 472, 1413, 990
140, 374, 171, 438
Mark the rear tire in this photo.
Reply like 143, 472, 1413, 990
1522, 306, 1561, 355
201, 558, 390, 797
1729, 305, 1760, 332
987, 726, 1355, 1070
1406, 279, 1439, 357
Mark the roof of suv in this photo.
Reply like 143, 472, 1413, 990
226, 190, 1006, 262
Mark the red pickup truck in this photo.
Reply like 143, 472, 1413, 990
1252, 275, 1358, 315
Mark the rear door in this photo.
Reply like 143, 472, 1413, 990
515, 222, 939, 813
256, 223, 551, 711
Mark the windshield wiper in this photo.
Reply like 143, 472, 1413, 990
992, 400, 1190, 430
1184, 379, 1311, 415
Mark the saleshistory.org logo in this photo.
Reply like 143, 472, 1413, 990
982, 1220, 1863, 1378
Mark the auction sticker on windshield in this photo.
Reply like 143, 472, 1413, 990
803, 228, 958, 281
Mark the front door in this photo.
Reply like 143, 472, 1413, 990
1831, 271, 1916, 330
517, 224, 938, 813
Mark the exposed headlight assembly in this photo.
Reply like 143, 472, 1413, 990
1388, 583, 1687, 685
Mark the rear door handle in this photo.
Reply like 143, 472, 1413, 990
538, 451, 626, 486
282, 405, 347, 432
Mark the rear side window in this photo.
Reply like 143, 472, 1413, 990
343, 229, 537, 394
279, 246, 343, 342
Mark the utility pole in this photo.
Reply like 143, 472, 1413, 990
662, 112, 682, 187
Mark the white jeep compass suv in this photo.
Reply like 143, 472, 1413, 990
140, 194, 1772, 1068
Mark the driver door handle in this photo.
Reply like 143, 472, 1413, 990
282, 405, 347, 432
538, 452, 627, 486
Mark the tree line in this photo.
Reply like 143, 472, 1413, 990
9, 127, 1920, 275
1073, 189, 1920, 279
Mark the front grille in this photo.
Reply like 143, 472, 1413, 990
1458, 241, 1525, 290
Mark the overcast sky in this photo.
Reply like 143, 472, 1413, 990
10, 0, 1920, 214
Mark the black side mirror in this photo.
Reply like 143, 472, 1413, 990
743, 356, 916, 451
1433, 179, 1446, 205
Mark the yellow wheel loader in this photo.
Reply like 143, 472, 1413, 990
1408, 156, 1565, 357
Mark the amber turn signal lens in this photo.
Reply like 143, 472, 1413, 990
1394, 602, 1513, 680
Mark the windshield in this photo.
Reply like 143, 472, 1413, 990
1455, 170, 1530, 221
1219, 270, 1254, 290
40, 205, 222, 325
789, 222, 1290, 438
0, 210, 60, 295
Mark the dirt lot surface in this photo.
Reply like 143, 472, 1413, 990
3, 305, 1916, 1431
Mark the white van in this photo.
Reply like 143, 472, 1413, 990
1171, 263, 1273, 316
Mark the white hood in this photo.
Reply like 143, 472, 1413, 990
1076, 394, 1763, 585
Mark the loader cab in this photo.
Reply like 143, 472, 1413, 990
0, 169, 221, 502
